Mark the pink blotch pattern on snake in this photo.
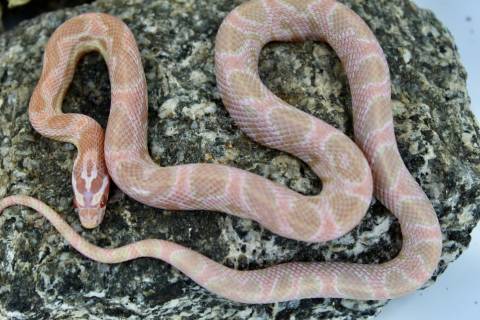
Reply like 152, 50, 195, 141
0, 0, 442, 304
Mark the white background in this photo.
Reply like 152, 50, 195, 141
379, 0, 480, 319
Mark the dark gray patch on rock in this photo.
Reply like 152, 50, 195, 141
0, 0, 479, 319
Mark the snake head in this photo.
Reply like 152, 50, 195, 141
72, 156, 111, 229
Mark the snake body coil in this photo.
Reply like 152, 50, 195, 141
0, 0, 442, 303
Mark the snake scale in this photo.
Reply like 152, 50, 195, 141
0, 0, 442, 303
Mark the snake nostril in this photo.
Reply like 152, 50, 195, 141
78, 208, 105, 229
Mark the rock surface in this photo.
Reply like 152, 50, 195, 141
0, 0, 479, 319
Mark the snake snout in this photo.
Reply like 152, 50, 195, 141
78, 207, 106, 229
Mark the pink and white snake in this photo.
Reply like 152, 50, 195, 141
0, 0, 442, 303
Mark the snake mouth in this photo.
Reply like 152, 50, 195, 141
77, 207, 106, 229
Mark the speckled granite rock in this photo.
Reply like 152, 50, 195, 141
0, 5, 3, 32
0, 0, 479, 319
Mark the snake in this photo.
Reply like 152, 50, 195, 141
0, 0, 442, 304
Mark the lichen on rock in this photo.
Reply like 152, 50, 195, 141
7, 0, 31, 9
0, 0, 479, 319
